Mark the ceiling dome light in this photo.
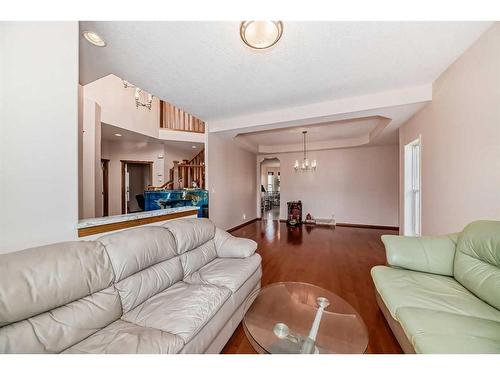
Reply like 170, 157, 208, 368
240, 21, 283, 50
82, 31, 106, 47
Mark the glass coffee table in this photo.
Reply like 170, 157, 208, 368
243, 282, 368, 354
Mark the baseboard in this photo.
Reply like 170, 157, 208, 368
230, 218, 398, 231
227, 218, 259, 232
336, 222, 399, 231
281, 219, 398, 230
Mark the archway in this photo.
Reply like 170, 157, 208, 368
259, 157, 280, 221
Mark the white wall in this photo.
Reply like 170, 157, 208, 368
0, 22, 79, 253
207, 133, 257, 230
399, 23, 500, 235
83, 74, 160, 138
260, 145, 399, 227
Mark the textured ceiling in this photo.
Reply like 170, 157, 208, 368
239, 116, 383, 146
79, 21, 491, 122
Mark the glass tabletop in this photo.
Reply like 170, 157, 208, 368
243, 282, 368, 354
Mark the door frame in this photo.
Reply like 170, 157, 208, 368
258, 157, 281, 220
403, 136, 422, 236
121, 160, 154, 214
101, 159, 110, 217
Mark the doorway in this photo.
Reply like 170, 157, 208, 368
101, 159, 109, 217
121, 160, 153, 214
404, 137, 421, 236
260, 158, 280, 221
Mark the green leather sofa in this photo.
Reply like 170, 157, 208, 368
371, 220, 500, 353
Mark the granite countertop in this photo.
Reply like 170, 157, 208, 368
77, 206, 198, 229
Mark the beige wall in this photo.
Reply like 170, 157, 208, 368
207, 133, 257, 230
263, 145, 399, 226
162, 144, 200, 182
83, 74, 160, 138
0, 22, 79, 253
399, 23, 500, 235
101, 140, 165, 216
80, 98, 102, 219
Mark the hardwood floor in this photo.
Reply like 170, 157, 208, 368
221, 219, 403, 354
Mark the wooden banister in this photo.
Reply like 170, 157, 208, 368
154, 148, 205, 190
160, 100, 205, 133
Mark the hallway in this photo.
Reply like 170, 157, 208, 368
222, 220, 402, 354
262, 207, 280, 221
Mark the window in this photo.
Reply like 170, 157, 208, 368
267, 172, 274, 193
404, 137, 421, 236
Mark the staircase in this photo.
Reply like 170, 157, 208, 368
162, 148, 205, 190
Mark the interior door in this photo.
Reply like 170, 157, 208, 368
101, 159, 109, 217
125, 163, 130, 213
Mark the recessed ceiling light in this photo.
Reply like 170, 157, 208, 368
192, 145, 197, 149
240, 21, 283, 50
82, 31, 106, 47
114, 133, 122, 137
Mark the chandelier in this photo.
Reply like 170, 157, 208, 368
123, 80, 153, 110
294, 131, 317, 172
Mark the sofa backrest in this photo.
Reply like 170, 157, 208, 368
0, 241, 121, 353
99, 218, 217, 313
163, 218, 217, 278
99, 226, 182, 313
454, 220, 500, 310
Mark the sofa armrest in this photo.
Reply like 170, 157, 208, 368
381, 233, 459, 276
214, 228, 257, 258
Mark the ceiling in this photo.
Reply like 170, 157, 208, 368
261, 158, 280, 168
80, 21, 491, 122
101, 123, 204, 153
239, 116, 383, 146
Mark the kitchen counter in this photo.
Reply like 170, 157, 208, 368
77, 206, 198, 237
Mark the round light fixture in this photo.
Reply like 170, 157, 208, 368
114, 133, 122, 137
82, 31, 106, 47
240, 21, 283, 50
191, 145, 197, 149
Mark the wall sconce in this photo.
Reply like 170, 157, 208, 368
123, 80, 153, 111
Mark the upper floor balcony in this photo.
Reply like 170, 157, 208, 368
160, 100, 205, 134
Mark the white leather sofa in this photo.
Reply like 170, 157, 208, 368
0, 218, 262, 353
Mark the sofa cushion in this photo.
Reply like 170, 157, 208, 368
180, 240, 217, 278
99, 226, 183, 312
396, 307, 500, 354
454, 220, 500, 310
0, 241, 120, 354
0, 286, 121, 353
99, 226, 178, 281
381, 233, 458, 276
115, 257, 184, 313
64, 319, 184, 354
214, 228, 258, 258
185, 254, 262, 293
163, 218, 216, 255
0, 241, 114, 327
122, 281, 231, 343
371, 266, 500, 322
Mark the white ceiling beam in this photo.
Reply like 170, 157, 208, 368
207, 84, 432, 134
